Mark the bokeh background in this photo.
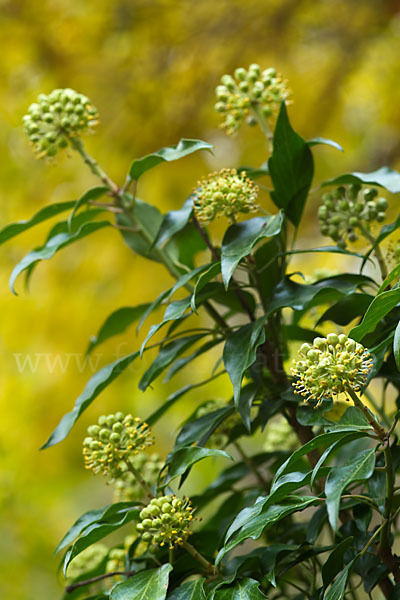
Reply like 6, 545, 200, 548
1, 1, 400, 598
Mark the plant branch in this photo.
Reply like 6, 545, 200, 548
346, 388, 386, 440
125, 460, 154, 499
358, 223, 388, 281
65, 571, 134, 593
182, 541, 214, 574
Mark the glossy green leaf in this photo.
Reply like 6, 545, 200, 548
154, 196, 193, 248
325, 449, 376, 530
307, 137, 344, 152
322, 537, 354, 587
110, 564, 173, 600
310, 433, 366, 488
394, 321, 400, 372
268, 103, 314, 226
10, 218, 110, 294
167, 579, 206, 600
165, 446, 232, 483
175, 406, 233, 448
214, 578, 268, 599
223, 317, 267, 405
139, 334, 205, 391
316, 293, 372, 326
268, 273, 374, 316
324, 166, 400, 193
67, 186, 108, 230
116, 199, 167, 262
56, 503, 117, 554
128, 138, 213, 180
221, 213, 283, 288
0, 200, 77, 246
350, 288, 400, 341
164, 338, 223, 382
41, 351, 139, 449
87, 304, 150, 354
216, 496, 316, 565
191, 262, 221, 312
325, 560, 355, 600
63, 505, 140, 574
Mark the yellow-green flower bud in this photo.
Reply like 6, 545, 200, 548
291, 334, 373, 407
318, 184, 388, 248
215, 65, 290, 135
193, 168, 258, 224
22, 88, 99, 158
83, 413, 153, 480
137, 495, 195, 550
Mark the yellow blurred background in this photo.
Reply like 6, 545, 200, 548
1, 1, 400, 598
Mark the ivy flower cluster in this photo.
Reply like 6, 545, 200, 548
22, 88, 99, 158
136, 495, 194, 550
113, 453, 163, 503
82, 413, 153, 480
291, 334, 373, 407
193, 168, 258, 224
215, 64, 290, 135
318, 184, 388, 248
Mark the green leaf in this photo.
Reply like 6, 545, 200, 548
128, 138, 213, 180
154, 197, 193, 248
216, 496, 316, 565
307, 137, 344, 152
41, 351, 139, 449
268, 102, 314, 226
0, 200, 77, 246
175, 406, 234, 448
310, 434, 366, 488
165, 446, 233, 484
322, 537, 354, 588
191, 262, 221, 312
139, 334, 205, 391
325, 449, 376, 530
350, 288, 400, 341
56, 503, 116, 554
110, 564, 173, 600
223, 317, 267, 405
379, 263, 400, 293
164, 338, 222, 382
394, 321, 400, 372
324, 166, 400, 193
87, 304, 150, 354
67, 186, 109, 230
273, 429, 370, 483
116, 199, 167, 262
316, 293, 372, 326
214, 578, 268, 599
167, 579, 206, 600
10, 218, 110, 294
63, 505, 140, 574
221, 213, 283, 288
268, 274, 374, 316
325, 560, 355, 600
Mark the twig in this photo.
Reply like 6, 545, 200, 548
65, 570, 134, 593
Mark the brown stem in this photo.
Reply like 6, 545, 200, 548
125, 460, 154, 500
65, 571, 134, 593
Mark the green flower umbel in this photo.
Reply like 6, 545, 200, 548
83, 413, 153, 480
318, 184, 388, 248
23, 88, 99, 158
193, 168, 258, 224
215, 65, 290, 135
291, 334, 373, 407
136, 495, 195, 550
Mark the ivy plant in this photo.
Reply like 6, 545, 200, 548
8, 65, 400, 599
